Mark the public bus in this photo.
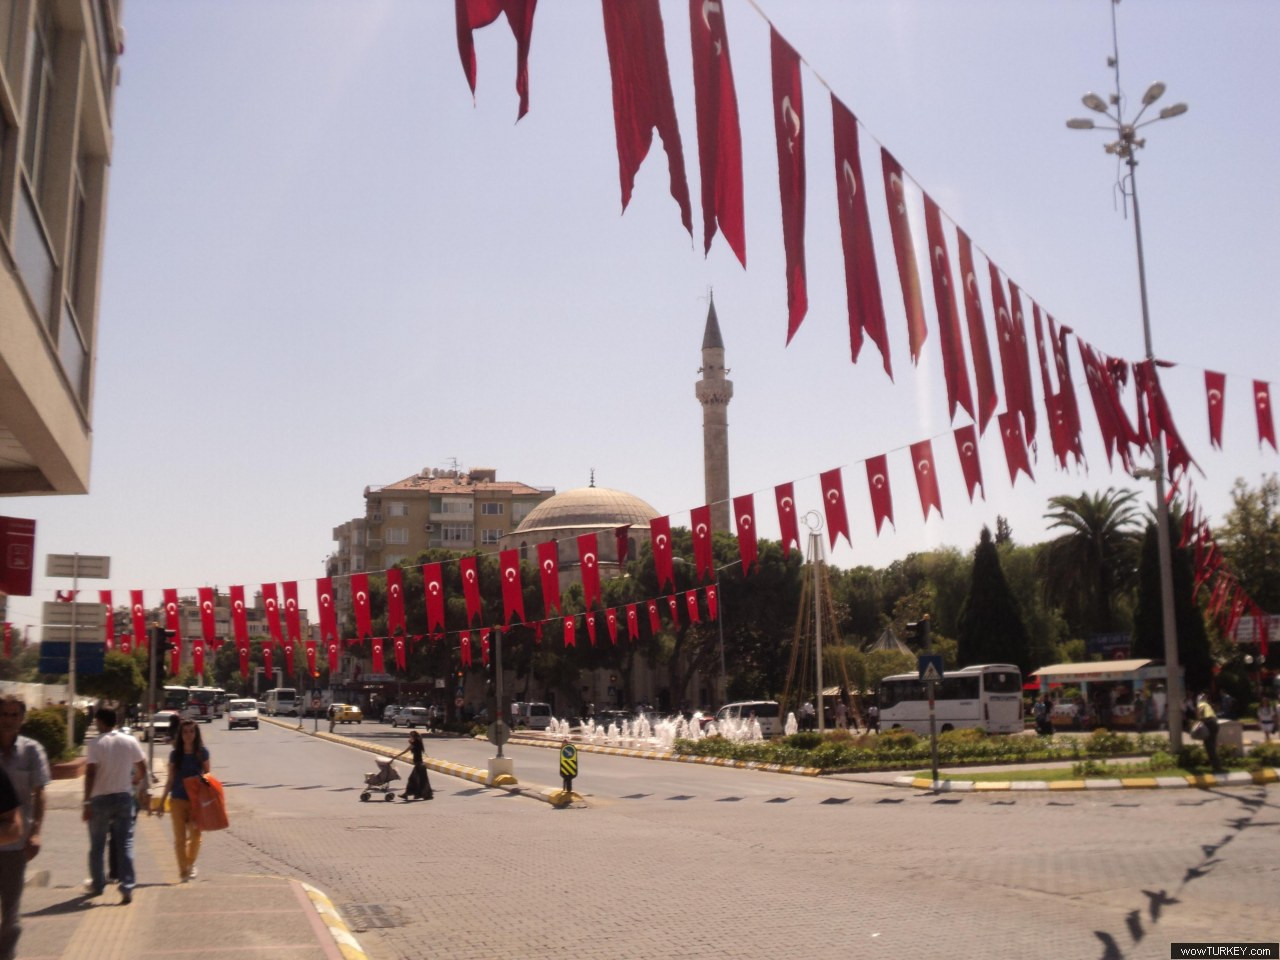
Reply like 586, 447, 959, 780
263, 687, 299, 717
877, 664, 1023, 735
186, 686, 226, 722
161, 685, 189, 714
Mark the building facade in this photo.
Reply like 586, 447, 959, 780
0, 0, 123, 495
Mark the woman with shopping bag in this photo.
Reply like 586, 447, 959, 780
393, 729, 433, 801
156, 720, 210, 881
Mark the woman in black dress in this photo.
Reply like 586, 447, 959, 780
394, 729, 433, 801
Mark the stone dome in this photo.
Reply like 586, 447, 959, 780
513, 486, 659, 533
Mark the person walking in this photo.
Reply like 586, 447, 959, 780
1258, 697, 1275, 743
156, 720, 210, 881
0, 697, 47, 959
1195, 693, 1224, 773
834, 699, 848, 731
83, 707, 148, 904
394, 730, 433, 801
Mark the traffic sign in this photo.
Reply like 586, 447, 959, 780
41, 602, 105, 628
918, 655, 944, 683
487, 721, 510, 746
559, 742, 578, 779
38, 641, 105, 675
45, 554, 111, 579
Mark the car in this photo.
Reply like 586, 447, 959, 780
392, 707, 430, 728
592, 709, 632, 730
136, 710, 182, 743
226, 699, 260, 730
256, 700, 267, 714
382, 705, 402, 724
327, 703, 363, 724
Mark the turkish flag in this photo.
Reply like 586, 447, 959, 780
282, 581, 301, 643
957, 228, 998, 433
689, 0, 744, 265
192, 639, 205, 677
237, 641, 249, 679
197, 587, 217, 648
460, 556, 483, 625
320, 637, 335, 674
601, 0, 692, 235
1050, 318, 1085, 468
954, 424, 985, 502
423, 563, 445, 636
651, 516, 675, 590
393, 635, 407, 671
832, 95, 889, 378
577, 533, 601, 609
460, 631, 472, 666
480, 629, 491, 666
924, 193, 974, 422
771, 28, 807, 344
99, 590, 113, 650
130, 590, 147, 650
537, 540, 560, 615
262, 584, 283, 646
305, 639, 317, 676
386, 567, 405, 637
562, 616, 575, 649
998, 411, 1035, 486
315, 578, 337, 643
454, 0, 537, 120
163, 588, 183, 652
775, 482, 801, 557
910, 440, 943, 520
1255, 381, 1276, 451
262, 644, 274, 678
733, 493, 758, 573
229, 585, 249, 645
667, 594, 679, 624
819, 467, 851, 549
881, 148, 926, 363
691, 505, 714, 582
585, 612, 597, 646
499, 549, 525, 624
606, 608, 618, 645
1205, 371, 1226, 449
865, 455, 894, 534
1004, 280, 1038, 448
615, 525, 632, 568
706, 584, 719, 621
351, 573, 372, 639
686, 590, 701, 623
647, 600, 661, 635
626, 604, 640, 641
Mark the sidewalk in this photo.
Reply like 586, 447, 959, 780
14, 778, 364, 960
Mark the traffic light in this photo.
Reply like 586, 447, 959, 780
905, 616, 931, 650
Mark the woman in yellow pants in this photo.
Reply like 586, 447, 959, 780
156, 720, 210, 881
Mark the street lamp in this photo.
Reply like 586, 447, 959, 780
1067, 50, 1189, 750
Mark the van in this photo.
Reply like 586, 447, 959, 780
511, 701, 553, 731
713, 701, 782, 738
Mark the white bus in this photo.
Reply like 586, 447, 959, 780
161, 685, 189, 714
186, 686, 226, 722
263, 687, 299, 717
877, 664, 1023, 735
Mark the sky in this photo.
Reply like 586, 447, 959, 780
4, 0, 1279, 637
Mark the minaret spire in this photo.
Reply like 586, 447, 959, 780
696, 293, 733, 533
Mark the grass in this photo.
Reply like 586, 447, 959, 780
913, 766, 1222, 783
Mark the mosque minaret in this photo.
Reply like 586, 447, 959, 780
695, 296, 733, 533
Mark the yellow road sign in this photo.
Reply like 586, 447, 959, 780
559, 742, 578, 778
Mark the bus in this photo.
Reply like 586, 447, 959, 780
161, 685, 189, 714
186, 686, 226, 722
877, 664, 1023, 735
263, 687, 299, 717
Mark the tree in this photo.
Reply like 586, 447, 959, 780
1132, 516, 1212, 694
1217, 475, 1280, 612
957, 527, 1031, 672
1040, 488, 1142, 638
76, 651, 146, 706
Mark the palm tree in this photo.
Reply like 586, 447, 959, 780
1040, 488, 1142, 638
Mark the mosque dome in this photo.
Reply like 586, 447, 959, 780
513, 486, 659, 534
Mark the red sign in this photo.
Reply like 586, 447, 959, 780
0, 517, 35, 596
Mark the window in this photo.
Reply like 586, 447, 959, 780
480, 502, 504, 516
983, 671, 1022, 694
439, 499, 472, 515
441, 524, 473, 543
385, 555, 405, 567
520, 541, 529, 562
388, 501, 408, 517
386, 527, 408, 545
21, 5, 54, 198
481, 529, 501, 544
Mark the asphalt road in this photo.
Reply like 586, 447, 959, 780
190, 720, 1279, 960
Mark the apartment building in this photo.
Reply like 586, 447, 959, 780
0, 0, 123, 496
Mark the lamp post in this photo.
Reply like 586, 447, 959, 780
1067, 54, 1189, 750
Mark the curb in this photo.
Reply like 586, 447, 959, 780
893, 767, 1280, 792
299, 881, 369, 960
506, 734, 822, 777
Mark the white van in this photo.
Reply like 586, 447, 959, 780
511, 702, 553, 731
714, 701, 782, 738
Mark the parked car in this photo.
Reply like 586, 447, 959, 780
256, 700, 267, 714
592, 709, 632, 730
382, 705, 402, 724
327, 703, 363, 724
510, 701, 553, 731
136, 710, 182, 743
713, 701, 782, 738
226, 699, 260, 730
392, 707, 430, 728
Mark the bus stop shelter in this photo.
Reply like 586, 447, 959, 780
1029, 659, 1175, 729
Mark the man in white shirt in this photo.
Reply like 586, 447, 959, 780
0, 697, 48, 960
83, 708, 147, 904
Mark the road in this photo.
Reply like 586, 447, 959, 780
187, 719, 1278, 960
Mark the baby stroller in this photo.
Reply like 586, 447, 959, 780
360, 760, 401, 802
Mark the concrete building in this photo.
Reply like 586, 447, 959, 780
0, 0, 124, 496
696, 297, 733, 532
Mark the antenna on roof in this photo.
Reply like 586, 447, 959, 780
589, 468, 595, 488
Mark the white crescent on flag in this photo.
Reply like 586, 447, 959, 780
428, 583, 440, 596
356, 591, 367, 605
583, 553, 596, 567
872, 474, 886, 489
701, 0, 720, 30
962, 441, 975, 457
781, 496, 794, 511
826, 489, 840, 504
166, 603, 176, 615
202, 601, 212, 613
739, 513, 752, 529
505, 568, 516, 582
841, 159, 857, 203
695, 524, 708, 537
934, 246, 948, 283
542, 560, 554, 574
889, 172, 905, 214
1208, 388, 1222, 404
656, 534, 668, 548
780, 95, 801, 151
918, 460, 931, 475
465, 570, 476, 583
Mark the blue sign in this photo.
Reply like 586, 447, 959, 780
38, 641, 105, 675
917, 655, 944, 683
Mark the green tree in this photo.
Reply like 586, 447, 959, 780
1040, 488, 1142, 637
957, 527, 1031, 672
75, 651, 146, 706
1132, 516, 1212, 694
1217, 474, 1280, 612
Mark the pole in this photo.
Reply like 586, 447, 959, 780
1128, 154, 1184, 753
715, 567, 727, 708
924, 618, 939, 785
495, 628, 504, 759
812, 532, 825, 734
147, 625, 159, 783
66, 554, 79, 750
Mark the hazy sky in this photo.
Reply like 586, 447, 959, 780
5, 0, 1278, 635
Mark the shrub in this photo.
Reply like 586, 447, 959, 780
1176, 744, 1209, 770
1247, 741, 1280, 769
21, 708, 70, 762
874, 729, 919, 751
938, 727, 987, 747
74, 709, 90, 746
1085, 728, 1132, 756
784, 732, 824, 750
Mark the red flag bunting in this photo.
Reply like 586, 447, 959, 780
282, 581, 301, 643
537, 540, 561, 616
192, 639, 204, 677
130, 590, 147, 650
262, 584, 283, 646
1255, 381, 1276, 451
706, 584, 719, 621
1205, 371, 1226, 449
423, 563, 446, 636
923, 192, 974, 422
229, 585, 248, 645
667, 594, 679, 624
577, 533, 601, 610
775, 482, 801, 557
460, 556, 483, 625
651, 516, 675, 590
910, 439, 943, 520
585, 612, 597, 646
615, 525, 632, 569
370, 636, 385, 675
562, 616, 575, 649
305, 639, 317, 677
881, 149, 926, 363
237, 641, 250, 679
956, 228, 998, 433
99, 590, 113, 650
865, 455, 894, 535
454, 0, 537, 120
832, 95, 889, 378
819, 467, 851, 549
953, 424, 985, 503
771, 28, 807, 344
606, 607, 618, 645
460, 631, 472, 665
316, 578, 337, 643
1004, 280, 1038, 447
690, 505, 714, 582
689, 0, 744, 266
499, 549, 525, 625
480, 629, 490, 667
998, 410, 1035, 486
351, 573, 372, 639
162, 589, 183, 658
262, 643, 274, 679
626, 604, 640, 641
686, 590, 701, 623
393, 634, 407, 671
386, 567, 405, 637
601, 0, 692, 235
732, 493, 759, 573
647, 600, 661, 634
197, 587, 216, 648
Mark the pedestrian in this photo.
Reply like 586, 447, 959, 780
0, 697, 48, 960
394, 730, 433, 801
1258, 697, 1275, 743
800, 701, 815, 732
1195, 693, 1224, 773
83, 707, 148, 904
834, 699, 847, 731
156, 719, 210, 882
867, 703, 880, 734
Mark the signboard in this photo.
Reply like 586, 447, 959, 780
37, 640, 105, 675
0, 517, 35, 596
917, 655, 944, 683
41, 602, 106, 628
1086, 632, 1131, 658
559, 742, 578, 779
42, 625, 108, 644
45, 554, 110, 579
1233, 614, 1280, 645
487, 721, 510, 746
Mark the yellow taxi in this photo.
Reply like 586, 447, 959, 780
329, 703, 363, 724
